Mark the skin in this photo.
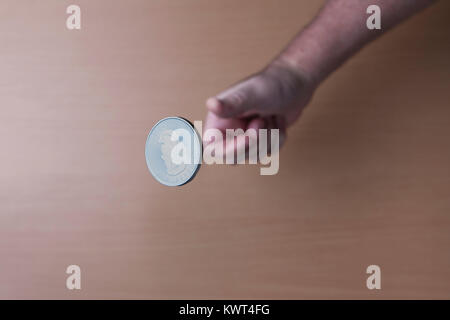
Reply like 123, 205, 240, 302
203, 0, 437, 156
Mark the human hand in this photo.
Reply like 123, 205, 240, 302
204, 60, 317, 159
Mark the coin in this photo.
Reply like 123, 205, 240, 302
145, 117, 201, 186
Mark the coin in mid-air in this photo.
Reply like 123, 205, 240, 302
145, 117, 201, 186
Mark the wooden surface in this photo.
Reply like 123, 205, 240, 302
0, 0, 449, 299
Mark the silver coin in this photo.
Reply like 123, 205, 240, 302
145, 117, 201, 186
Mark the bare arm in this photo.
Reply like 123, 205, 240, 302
278, 0, 437, 85
204, 0, 437, 151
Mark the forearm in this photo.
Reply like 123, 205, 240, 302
275, 0, 436, 85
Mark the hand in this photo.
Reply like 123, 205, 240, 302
204, 60, 317, 159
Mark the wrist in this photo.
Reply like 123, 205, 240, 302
272, 12, 352, 87
267, 55, 320, 93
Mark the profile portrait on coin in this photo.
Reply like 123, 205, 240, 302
146, 117, 201, 186
158, 130, 186, 176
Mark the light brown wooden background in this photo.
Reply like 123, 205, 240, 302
0, 0, 449, 299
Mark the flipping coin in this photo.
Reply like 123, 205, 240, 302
145, 117, 201, 186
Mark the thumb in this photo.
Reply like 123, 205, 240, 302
206, 79, 258, 118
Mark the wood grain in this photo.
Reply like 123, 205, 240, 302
0, 0, 449, 299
